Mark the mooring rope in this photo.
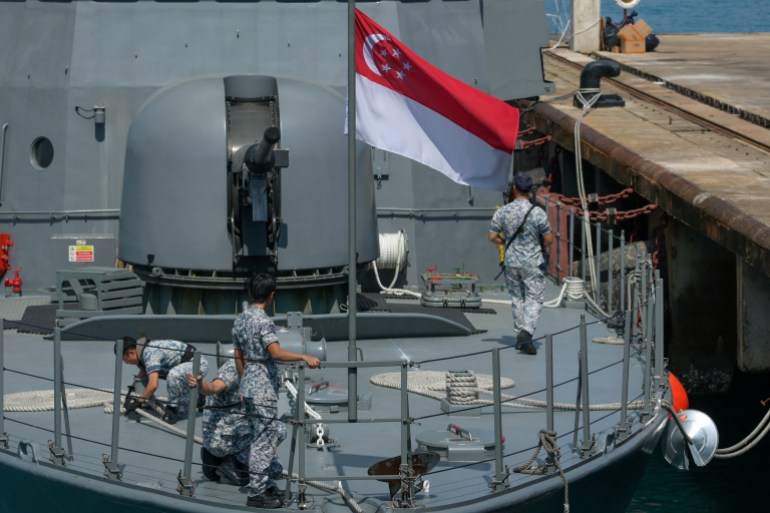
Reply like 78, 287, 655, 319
370, 371, 641, 411
514, 429, 570, 513
714, 405, 770, 459
3, 389, 114, 412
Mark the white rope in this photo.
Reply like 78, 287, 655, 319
283, 380, 323, 421
4, 389, 114, 412
574, 87, 602, 299
714, 407, 770, 459
446, 371, 479, 405
370, 371, 640, 411
371, 230, 421, 299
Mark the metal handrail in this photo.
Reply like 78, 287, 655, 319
0, 236, 665, 502
0, 123, 7, 205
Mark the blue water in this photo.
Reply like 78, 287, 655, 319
598, 0, 770, 33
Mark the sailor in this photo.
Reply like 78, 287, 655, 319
232, 272, 321, 509
187, 358, 252, 487
488, 173, 554, 355
118, 336, 208, 424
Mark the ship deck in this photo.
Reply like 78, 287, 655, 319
0, 276, 666, 513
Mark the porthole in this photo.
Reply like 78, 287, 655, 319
30, 137, 54, 170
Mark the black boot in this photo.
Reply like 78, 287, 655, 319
161, 405, 178, 425
246, 494, 283, 509
516, 330, 537, 355
217, 455, 249, 486
200, 447, 223, 482
515, 330, 530, 349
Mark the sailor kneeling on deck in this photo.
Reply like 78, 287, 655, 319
117, 336, 209, 424
187, 359, 253, 488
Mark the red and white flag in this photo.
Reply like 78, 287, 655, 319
353, 9, 520, 191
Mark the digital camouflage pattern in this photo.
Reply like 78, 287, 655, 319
202, 360, 250, 464
490, 199, 552, 336
489, 199, 550, 268
141, 339, 208, 416
232, 306, 280, 400
232, 306, 285, 495
244, 401, 287, 495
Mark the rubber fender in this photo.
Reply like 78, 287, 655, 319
668, 372, 689, 412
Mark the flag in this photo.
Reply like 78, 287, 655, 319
353, 9, 520, 191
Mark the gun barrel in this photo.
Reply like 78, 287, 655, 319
244, 126, 281, 172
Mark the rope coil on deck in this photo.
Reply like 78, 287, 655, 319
445, 370, 480, 404
3, 389, 114, 412
370, 371, 641, 411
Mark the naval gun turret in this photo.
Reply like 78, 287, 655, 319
118, 75, 379, 315
231, 125, 289, 265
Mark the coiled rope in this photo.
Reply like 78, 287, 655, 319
4, 389, 113, 412
371, 230, 421, 299
445, 370, 480, 405
370, 371, 641, 411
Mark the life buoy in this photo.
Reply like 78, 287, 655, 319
614, 0, 641, 9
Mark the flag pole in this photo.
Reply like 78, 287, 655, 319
346, 0, 358, 422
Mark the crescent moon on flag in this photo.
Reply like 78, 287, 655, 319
363, 33, 388, 76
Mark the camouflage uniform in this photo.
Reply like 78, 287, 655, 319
490, 199, 552, 336
201, 359, 251, 466
140, 339, 209, 417
232, 306, 286, 496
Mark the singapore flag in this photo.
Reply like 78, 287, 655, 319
353, 9, 520, 191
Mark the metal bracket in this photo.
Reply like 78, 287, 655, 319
616, 419, 633, 441
489, 469, 510, 492
48, 440, 67, 466
0, 432, 8, 450
102, 454, 123, 481
579, 434, 597, 459
297, 483, 309, 510
176, 470, 195, 497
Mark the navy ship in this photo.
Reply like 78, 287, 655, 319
0, 1, 698, 512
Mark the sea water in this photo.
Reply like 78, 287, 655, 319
598, 0, 770, 34
549, 0, 770, 35
580, 1, 770, 511
628, 373, 770, 512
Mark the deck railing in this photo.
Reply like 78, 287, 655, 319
0, 218, 667, 507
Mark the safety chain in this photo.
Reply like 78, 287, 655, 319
517, 134, 553, 150
566, 203, 657, 224
515, 125, 553, 150
548, 188, 657, 224
550, 187, 635, 207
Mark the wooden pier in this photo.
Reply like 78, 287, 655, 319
527, 33, 770, 386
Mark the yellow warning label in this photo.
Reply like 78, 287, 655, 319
69, 245, 94, 263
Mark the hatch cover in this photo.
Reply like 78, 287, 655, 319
305, 382, 348, 405
416, 425, 500, 462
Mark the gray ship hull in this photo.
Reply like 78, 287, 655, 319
0, 416, 666, 513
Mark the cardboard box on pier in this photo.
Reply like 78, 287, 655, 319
616, 18, 652, 54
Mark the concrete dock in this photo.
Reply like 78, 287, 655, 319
526, 33, 770, 386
